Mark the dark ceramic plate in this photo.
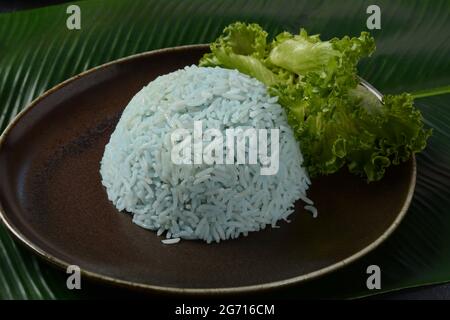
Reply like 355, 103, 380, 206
0, 45, 415, 295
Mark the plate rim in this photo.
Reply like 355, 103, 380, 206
0, 44, 417, 295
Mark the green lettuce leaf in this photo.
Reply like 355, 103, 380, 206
199, 22, 279, 85
200, 22, 431, 182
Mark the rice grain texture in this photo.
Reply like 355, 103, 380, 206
100, 66, 313, 243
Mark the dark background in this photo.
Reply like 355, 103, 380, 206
0, 0, 449, 300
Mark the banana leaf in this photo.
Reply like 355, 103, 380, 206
0, 0, 449, 299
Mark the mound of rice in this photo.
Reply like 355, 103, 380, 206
100, 66, 313, 243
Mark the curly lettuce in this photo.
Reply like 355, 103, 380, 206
200, 22, 431, 182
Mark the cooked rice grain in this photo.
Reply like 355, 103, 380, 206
100, 66, 313, 243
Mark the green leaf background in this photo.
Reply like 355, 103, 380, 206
0, 0, 449, 299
